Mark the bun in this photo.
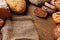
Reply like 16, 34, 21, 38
6, 0, 26, 14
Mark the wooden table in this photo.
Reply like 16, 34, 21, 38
27, 4, 56, 40
0, 4, 56, 40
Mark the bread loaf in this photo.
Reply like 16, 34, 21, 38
6, 0, 26, 14
52, 12, 60, 23
0, 0, 11, 19
34, 7, 48, 17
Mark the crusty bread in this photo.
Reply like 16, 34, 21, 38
0, 8, 11, 19
53, 25, 60, 40
34, 7, 47, 17
54, 1, 60, 10
0, 19, 4, 27
52, 12, 60, 23
57, 37, 60, 40
6, 0, 26, 14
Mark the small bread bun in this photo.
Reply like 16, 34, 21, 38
0, 19, 4, 27
52, 12, 60, 23
53, 25, 60, 40
34, 7, 47, 18
6, 0, 26, 14
0, 8, 11, 19
0, 0, 11, 19
57, 37, 60, 40
54, 1, 60, 10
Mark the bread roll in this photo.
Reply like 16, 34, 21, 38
34, 7, 47, 18
57, 37, 60, 40
0, 0, 11, 19
54, 1, 60, 10
0, 19, 4, 27
52, 25, 60, 40
6, 0, 26, 14
52, 12, 60, 23
0, 8, 11, 19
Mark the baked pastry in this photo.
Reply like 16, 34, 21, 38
54, 1, 60, 10
52, 25, 60, 40
29, 0, 50, 6
51, 0, 60, 10
42, 6, 55, 13
52, 12, 60, 23
0, 19, 4, 27
0, 0, 11, 19
34, 7, 47, 17
0, 8, 11, 19
6, 0, 26, 14
57, 37, 60, 40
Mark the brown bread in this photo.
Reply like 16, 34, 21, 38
34, 7, 48, 17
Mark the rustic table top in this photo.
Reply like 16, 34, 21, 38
27, 4, 56, 40
0, 4, 56, 40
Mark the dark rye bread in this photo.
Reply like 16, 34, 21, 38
0, 8, 11, 19
0, 0, 11, 19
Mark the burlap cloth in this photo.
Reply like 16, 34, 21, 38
1, 16, 39, 40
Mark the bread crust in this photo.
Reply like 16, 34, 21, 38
52, 12, 60, 23
34, 7, 47, 17
6, 0, 26, 14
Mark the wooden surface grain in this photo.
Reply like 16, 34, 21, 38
27, 4, 56, 40
0, 4, 57, 40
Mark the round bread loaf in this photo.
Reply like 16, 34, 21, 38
52, 12, 60, 23
6, 0, 26, 14
57, 37, 60, 40
52, 25, 60, 40
0, 19, 4, 27
54, 1, 60, 10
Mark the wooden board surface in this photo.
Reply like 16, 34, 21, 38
0, 4, 57, 40
27, 4, 56, 40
